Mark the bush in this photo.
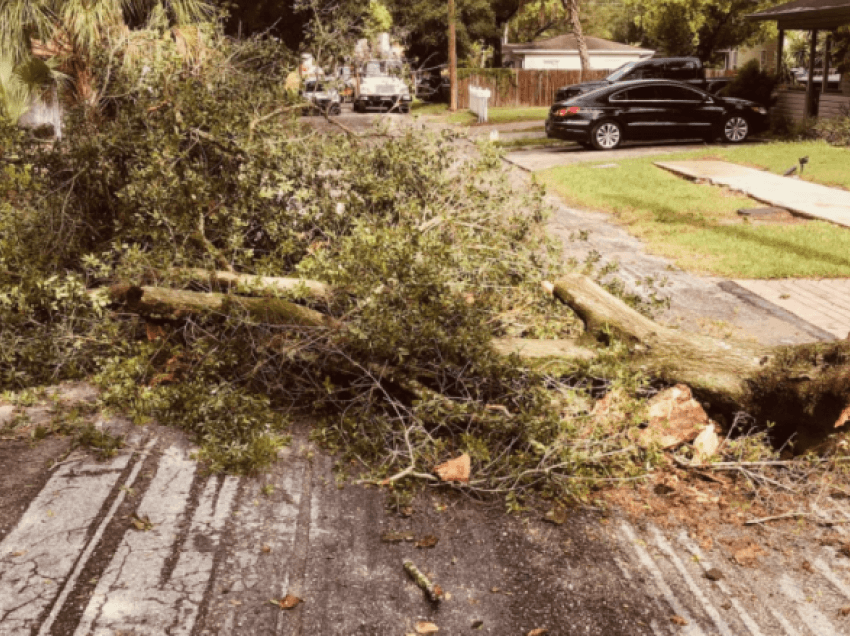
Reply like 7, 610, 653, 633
812, 111, 850, 146
720, 59, 778, 107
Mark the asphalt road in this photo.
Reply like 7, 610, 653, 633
5, 388, 850, 635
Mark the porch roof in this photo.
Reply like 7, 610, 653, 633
746, 0, 850, 30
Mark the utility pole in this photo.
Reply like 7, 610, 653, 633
448, 0, 458, 111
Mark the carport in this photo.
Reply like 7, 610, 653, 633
747, 0, 850, 119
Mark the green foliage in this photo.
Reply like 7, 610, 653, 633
720, 59, 777, 107
624, 0, 776, 62
812, 114, 850, 147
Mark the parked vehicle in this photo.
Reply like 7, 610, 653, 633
545, 79, 768, 150
555, 57, 732, 102
301, 79, 341, 116
353, 60, 412, 113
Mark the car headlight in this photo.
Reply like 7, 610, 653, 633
750, 106, 768, 115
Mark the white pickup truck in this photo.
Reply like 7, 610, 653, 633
353, 60, 412, 114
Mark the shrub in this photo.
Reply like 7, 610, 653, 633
720, 59, 778, 107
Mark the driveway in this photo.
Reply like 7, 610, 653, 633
504, 139, 772, 172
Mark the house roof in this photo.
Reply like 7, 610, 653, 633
746, 0, 850, 29
503, 34, 653, 55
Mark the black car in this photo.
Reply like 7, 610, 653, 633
555, 57, 730, 102
545, 80, 768, 151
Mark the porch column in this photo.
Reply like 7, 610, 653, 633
805, 29, 818, 117
822, 33, 831, 95
776, 29, 784, 77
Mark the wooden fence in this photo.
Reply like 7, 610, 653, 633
457, 67, 737, 109
457, 69, 611, 108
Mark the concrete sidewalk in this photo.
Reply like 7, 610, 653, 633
657, 160, 850, 229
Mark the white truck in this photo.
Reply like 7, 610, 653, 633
352, 60, 412, 114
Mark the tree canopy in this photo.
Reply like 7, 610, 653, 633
624, 0, 778, 62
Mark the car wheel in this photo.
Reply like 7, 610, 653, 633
722, 115, 749, 143
353, 101, 363, 113
400, 104, 410, 114
329, 104, 341, 116
590, 121, 622, 151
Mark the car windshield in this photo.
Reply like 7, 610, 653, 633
305, 82, 325, 92
606, 62, 637, 82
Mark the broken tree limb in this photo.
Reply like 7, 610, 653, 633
492, 337, 596, 361
549, 274, 771, 401
102, 285, 336, 328
170, 268, 332, 302
403, 559, 442, 602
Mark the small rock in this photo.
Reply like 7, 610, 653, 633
705, 568, 723, 581
471, 620, 483, 629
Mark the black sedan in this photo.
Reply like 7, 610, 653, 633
545, 80, 769, 151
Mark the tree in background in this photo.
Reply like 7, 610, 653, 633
623, 0, 777, 63
562, 0, 590, 75
0, 0, 212, 111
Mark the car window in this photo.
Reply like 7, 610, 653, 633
606, 61, 637, 82
664, 60, 699, 80
655, 85, 704, 102
629, 64, 664, 79
612, 85, 659, 101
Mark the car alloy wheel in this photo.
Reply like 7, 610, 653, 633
591, 121, 621, 150
723, 116, 749, 143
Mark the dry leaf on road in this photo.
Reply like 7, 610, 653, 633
415, 535, 439, 549
670, 615, 689, 626
270, 594, 302, 610
415, 621, 439, 634
527, 629, 549, 636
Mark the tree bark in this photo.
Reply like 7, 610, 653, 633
167, 269, 332, 302
548, 274, 770, 401
562, 0, 590, 79
102, 284, 335, 328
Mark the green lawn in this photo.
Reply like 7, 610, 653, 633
496, 136, 572, 150
539, 141, 850, 279
417, 105, 549, 126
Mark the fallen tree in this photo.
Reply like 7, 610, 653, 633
99, 270, 850, 455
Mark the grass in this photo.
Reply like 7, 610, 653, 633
496, 136, 573, 150
415, 104, 549, 127
539, 140, 850, 279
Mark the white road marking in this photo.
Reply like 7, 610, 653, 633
779, 574, 839, 636
651, 527, 735, 636
74, 445, 237, 635
814, 556, 850, 601
36, 438, 158, 636
619, 522, 706, 636
0, 450, 131, 633
676, 531, 768, 636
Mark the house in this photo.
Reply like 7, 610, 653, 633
722, 39, 779, 72
747, 0, 850, 119
502, 34, 654, 71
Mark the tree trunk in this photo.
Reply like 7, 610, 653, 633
562, 0, 590, 79
165, 269, 332, 302
102, 284, 335, 328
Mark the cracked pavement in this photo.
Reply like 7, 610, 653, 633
4, 395, 850, 635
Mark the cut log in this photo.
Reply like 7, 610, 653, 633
103, 284, 335, 328
171, 268, 332, 302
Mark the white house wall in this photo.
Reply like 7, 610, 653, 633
521, 52, 651, 70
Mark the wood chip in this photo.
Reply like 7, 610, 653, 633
415, 621, 439, 634
434, 453, 470, 483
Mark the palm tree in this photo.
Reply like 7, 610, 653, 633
0, 0, 212, 110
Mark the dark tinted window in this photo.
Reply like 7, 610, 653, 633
655, 85, 703, 101
630, 61, 665, 79
611, 85, 659, 101
664, 60, 699, 80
